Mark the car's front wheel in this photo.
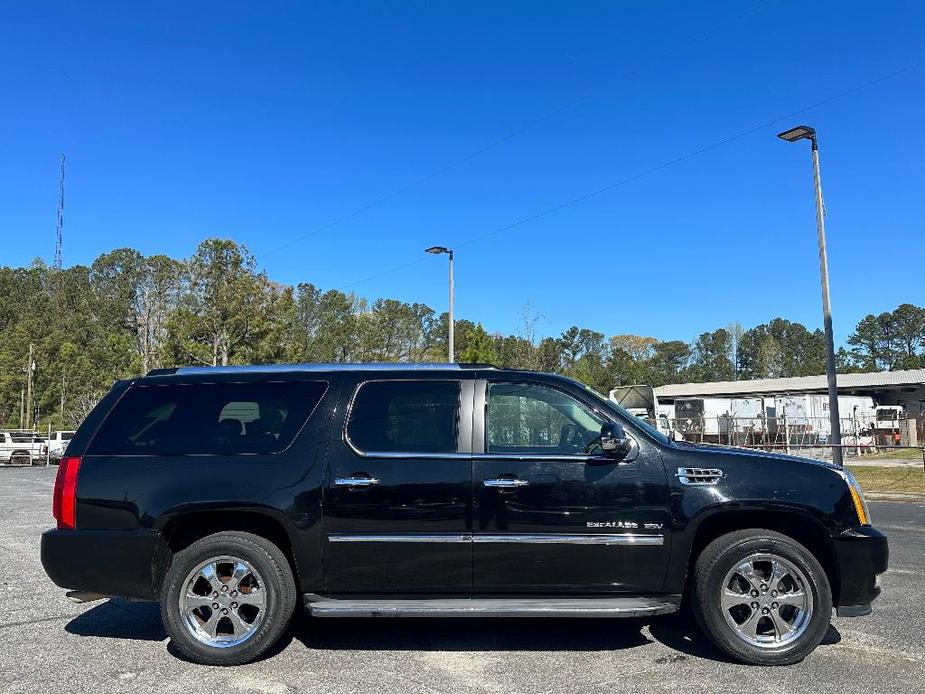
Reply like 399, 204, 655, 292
160, 531, 296, 665
691, 529, 833, 665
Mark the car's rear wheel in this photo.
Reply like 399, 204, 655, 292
160, 531, 296, 665
691, 529, 832, 665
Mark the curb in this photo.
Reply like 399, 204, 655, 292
866, 492, 925, 502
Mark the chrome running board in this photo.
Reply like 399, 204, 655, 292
303, 594, 680, 618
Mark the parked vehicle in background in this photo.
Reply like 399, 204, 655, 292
0, 430, 47, 466
873, 405, 902, 428
609, 384, 673, 437
872, 406, 904, 443
41, 363, 887, 667
47, 431, 76, 462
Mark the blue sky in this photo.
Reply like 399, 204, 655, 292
1, 1, 923, 345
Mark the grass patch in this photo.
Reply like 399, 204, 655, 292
847, 465, 925, 495
856, 448, 924, 461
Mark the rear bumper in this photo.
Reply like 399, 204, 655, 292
831, 525, 888, 616
41, 529, 162, 601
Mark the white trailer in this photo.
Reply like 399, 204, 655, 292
672, 397, 732, 438
728, 397, 768, 419
774, 395, 876, 435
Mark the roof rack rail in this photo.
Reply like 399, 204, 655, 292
146, 367, 179, 376
160, 362, 502, 376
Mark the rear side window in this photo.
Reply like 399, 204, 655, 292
88, 381, 327, 456
347, 380, 460, 454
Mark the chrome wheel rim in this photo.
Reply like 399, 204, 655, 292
720, 552, 813, 649
179, 555, 267, 648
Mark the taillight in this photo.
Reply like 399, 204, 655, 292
53, 456, 82, 530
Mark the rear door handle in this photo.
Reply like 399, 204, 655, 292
483, 478, 529, 488
334, 476, 381, 488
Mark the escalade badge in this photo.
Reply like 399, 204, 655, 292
587, 521, 637, 529
586, 521, 663, 530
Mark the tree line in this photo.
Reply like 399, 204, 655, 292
1, 237, 923, 429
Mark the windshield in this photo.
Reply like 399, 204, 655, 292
575, 381, 671, 445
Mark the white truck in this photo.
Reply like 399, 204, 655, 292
873, 405, 903, 430
0, 431, 48, 466
608, 385, 674, 437
47, 431, 76, 462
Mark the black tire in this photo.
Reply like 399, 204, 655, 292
160, 531, 296, 665
691, 529, 832, 666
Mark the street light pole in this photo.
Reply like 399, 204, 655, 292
425, 246, 455, 363
810, 139, 844, 467
447, 250, 454, 363
778, 125, 843, 466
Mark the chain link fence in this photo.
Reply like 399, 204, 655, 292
649, 412, 925, 462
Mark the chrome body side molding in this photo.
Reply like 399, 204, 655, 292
327, 534, 471, 543
473, 533, 663, 546
327, 533, 663, 546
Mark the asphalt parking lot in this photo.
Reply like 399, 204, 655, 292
1, 467, 922, 694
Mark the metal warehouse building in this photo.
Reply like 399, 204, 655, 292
654, 368, 925, 414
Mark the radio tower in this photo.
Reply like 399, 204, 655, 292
54, 154, 65, 270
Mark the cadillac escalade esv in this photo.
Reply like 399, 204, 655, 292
41, 363, 888, 666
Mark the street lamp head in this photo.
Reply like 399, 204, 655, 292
425, 246, 450, 255
777, 125, 817, 144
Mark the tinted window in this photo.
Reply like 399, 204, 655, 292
348, 381, 460, 454
61, 432, 74, 441
88, 381, 327, 456
487, 383, 604, 455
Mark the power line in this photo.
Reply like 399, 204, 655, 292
338, 58, 925, 291
257, 0, 778, 261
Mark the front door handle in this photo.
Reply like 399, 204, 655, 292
334, 476, 381, 488
483, 478, 530, 488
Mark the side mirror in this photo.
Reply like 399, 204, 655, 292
600, 421, 631, 457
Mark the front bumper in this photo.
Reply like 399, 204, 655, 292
41, 528, 162, 601
831, 525, 888, 617
0, 450, 42, 465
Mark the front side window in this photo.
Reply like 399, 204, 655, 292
487, 382, 604, 455
577, 379, 670, 445
347, 380, 460, 454
88, 380, 327, 456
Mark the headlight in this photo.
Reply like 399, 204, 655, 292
837, 468, 871, 526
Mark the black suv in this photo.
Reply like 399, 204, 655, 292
41, 363, 887, 666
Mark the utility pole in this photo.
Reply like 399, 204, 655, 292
25, 344, 35, 431
54, 154, 65, 270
